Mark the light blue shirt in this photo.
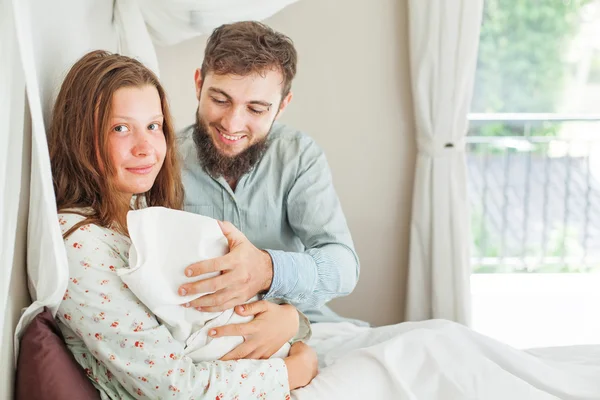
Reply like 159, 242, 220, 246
179, 122, 365, 325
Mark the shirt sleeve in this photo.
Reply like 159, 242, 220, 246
57, 216, 290, 399
263, 140, 360, 309
292, 310, 312, 344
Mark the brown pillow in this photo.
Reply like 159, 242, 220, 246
15, 307, 101, 400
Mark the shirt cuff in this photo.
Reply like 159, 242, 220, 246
262, 249, 317, 302
291, 309, 312, 344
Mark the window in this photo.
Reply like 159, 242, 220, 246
468, 0, 600, 273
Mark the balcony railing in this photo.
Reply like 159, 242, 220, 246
466, 113, 600, 273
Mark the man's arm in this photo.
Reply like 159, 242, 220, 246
263, 140, 360, 309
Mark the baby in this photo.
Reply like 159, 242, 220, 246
118, 206, 290, 361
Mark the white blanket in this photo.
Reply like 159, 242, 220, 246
294, 320, 600, 400
120, 206, 289, 361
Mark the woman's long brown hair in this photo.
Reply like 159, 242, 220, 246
49, 50, 183, 238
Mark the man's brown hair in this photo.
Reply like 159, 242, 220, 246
49, 50, 183, 237
201, 21, 298, 97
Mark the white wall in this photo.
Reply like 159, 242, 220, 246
156, 0, 415, 326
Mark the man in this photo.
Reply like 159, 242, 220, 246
177, 21, 362, 326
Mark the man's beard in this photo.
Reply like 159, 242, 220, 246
193, 114, 269, 182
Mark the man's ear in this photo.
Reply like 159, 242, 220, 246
194, 68, 203, 101
275, 91, 293, 120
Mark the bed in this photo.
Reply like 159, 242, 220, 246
293, 320, 600, 400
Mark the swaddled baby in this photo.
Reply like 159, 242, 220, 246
118, 206, 290, 361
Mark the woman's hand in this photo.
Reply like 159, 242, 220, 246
211, 300, 299, 360
284, 342, 318, 390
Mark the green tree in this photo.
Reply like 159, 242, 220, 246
472, 0, 590, 114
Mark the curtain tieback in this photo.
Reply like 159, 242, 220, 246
417, 135, 466, 158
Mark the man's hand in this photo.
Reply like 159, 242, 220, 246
209, 300, 299, 360
179, 220, 274, 312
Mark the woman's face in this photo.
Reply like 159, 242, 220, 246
106, 85, 166, 197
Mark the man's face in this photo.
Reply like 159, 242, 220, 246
194, 69, 292, 158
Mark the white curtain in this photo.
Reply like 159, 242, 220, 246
0, 0, 27, 356
2, 0, 299, 367
137, 0, 300, 47
8, 0, 120, 364
405, 0, 483, 325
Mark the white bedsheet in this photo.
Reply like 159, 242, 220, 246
294, 320, 600, 400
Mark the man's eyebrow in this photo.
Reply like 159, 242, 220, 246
208, 87, 233, 101
208, 87, 272, 108
248, 100, 272, 108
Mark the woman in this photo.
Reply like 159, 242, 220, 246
49, 50, 317, 399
